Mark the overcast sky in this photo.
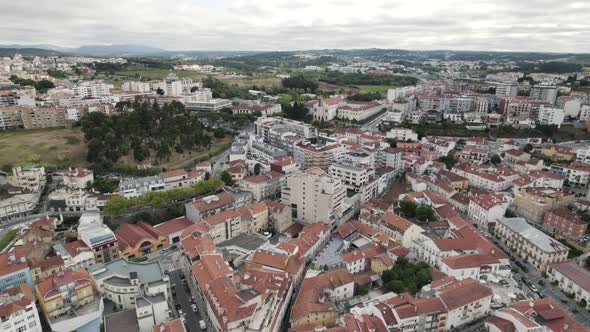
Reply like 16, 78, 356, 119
1, 0, 589, 52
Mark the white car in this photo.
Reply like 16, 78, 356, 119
181, 316, 186, 324
199, 320, 207, 330
192, 304, 198, 312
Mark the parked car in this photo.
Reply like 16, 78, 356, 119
199, 320, 207, 330
192, 304, 198, 312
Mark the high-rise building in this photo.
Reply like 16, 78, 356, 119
530, 85, 557, 104
282, 168, 346, 225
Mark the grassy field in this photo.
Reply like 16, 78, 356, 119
221, 76, 281, 87
0, 127, 88, 169
584, 67, 590, 72
354, 85, 393, 92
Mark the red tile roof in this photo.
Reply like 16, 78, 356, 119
548, 260, 590, 293
189, 192, 234, 213
437, 278, 492, 310
382, 212, 415, 232
152, 319, 186, 332
291, 269, 353, 321
205, 209, 240, 225
511, 298, 587, 332
441, 253, 499, 269
115, 221, 163, 248
154, 217, 194, 236
0, 283, 35, 317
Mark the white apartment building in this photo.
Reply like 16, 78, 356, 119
119, 176, 165, 198
579, 104, 590, 122
161, 169, 205, 191
184, 98, 232, 112
437, 278, 493, 330
550, 162, 590, 188
467, 193, 511, 229
387, 128, 418, 142
48, 189, 100, 212
440, 253, 511, 282
8, 165, 46, 192
538, 106, 564, 127
0, 193, 39, 222
530, 85, 557, 104
385, 109, 406, 123
282, 168, 346, 225
293, 143, 344, 171
239, 172, 284, 201
63, 167, 94, 189
122, 81, 151, 93
387, 86, 417, 102
575, 146, 590, 163
90, 259, 170, 312
494, 217, 569, 272
495, 83, 518, 97
329, 163, 374, 188
0, 284, 42, 332
337, 102, 383, 122
377, 147, 403, 173
547, 260, 590, 309
73, 83, 113, 98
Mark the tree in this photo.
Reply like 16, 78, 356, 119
213, 127, 225, 138
399, 201, 417, 218
416, 204, 436, 222
524, 144, 533, 153
104, 195, 129, 216
254, 163, 262, 175
385, 280, 405, 293
491, 154, 501, 165
156, 87, 165, 95
387, 138, 398, 148
437, 155, 458, 170
221, 171, 235, 186
354, 283, 370, 296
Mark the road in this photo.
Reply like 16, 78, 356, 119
211, 148, 230, 177
361, 108, 392, 132
170, 269, 205, 332
145, 247, 206, 332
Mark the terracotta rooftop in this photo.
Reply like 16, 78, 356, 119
382, 211, 415, 232
154, 217, 194, 236
152, 319, 186, 332
189, 192, 234, 212
548, 260, 590, 294
0, 283, 35, 318
441, 253, 499, 269
116, 221, 163, 249
291, 269, 353, 321
205, 209, 240, 226
437, 278, 492, 310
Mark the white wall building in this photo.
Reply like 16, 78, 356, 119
282, 168, 346, 225
0, 284, 42, 332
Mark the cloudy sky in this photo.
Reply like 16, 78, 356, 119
1, 0, 589, 52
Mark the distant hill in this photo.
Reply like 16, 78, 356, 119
0, 47, 66, 57
74, 44, 166, 56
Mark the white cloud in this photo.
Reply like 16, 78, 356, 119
0, 0, 589, 52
